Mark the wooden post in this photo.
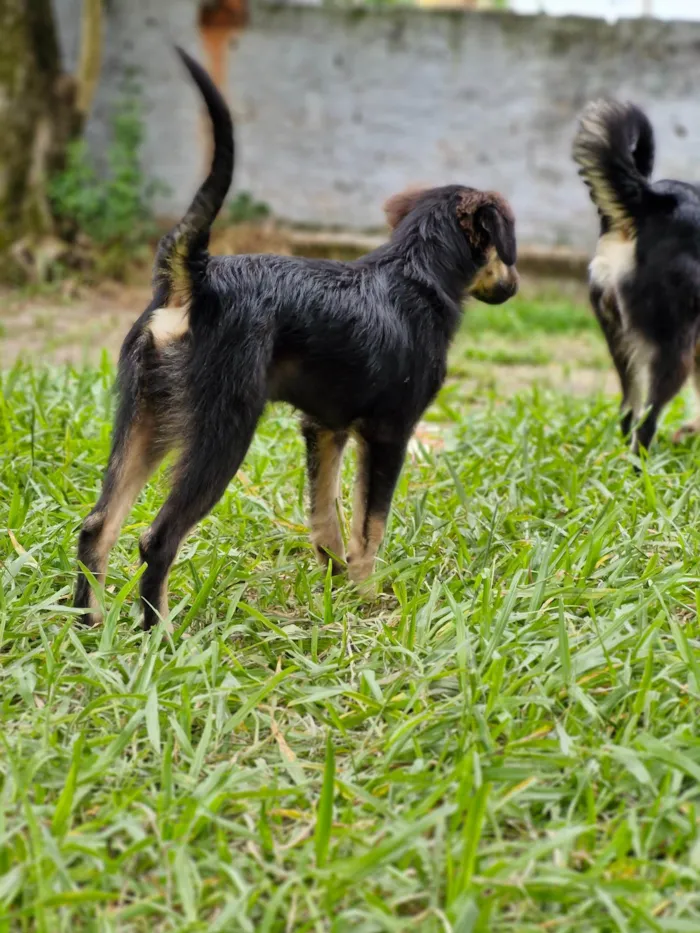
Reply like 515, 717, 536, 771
200, 0, 248, 91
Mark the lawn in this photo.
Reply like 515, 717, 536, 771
2, 290, 700, 932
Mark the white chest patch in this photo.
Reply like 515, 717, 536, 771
589, 232, 636, 295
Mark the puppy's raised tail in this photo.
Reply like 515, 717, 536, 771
152, 47, 234, 306
573, 99, 655, 236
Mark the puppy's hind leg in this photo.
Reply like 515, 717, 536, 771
673, 346, 700, 442
138, 404, 262, 630
74, 406, 168, 625
634, 341, 693, 454
302, 416, 348, 570
590, 286, 637, 437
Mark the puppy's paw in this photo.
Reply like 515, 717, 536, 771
672, 419, 700, 443
76, 609, 103, 627
620, 411, 634, 439
311, 528, 346, 574
313, 546, 347, 577
74, 578, 104, 626
347, 553, 378, 598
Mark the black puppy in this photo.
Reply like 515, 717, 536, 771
75, 49, 519, 630
574, 98, 700, 453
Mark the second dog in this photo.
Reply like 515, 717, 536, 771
574, 98, 700, 453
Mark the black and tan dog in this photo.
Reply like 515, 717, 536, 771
75, 49, 519, 630
574, 98, 700, 453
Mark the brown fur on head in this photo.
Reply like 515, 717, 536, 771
385, 186, 516, 265
384, 188, 429, 230
384, 184, 518, 305
456, 189, 517, 267
456, 188, 519, 303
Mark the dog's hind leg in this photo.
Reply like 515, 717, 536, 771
591, 286, 638, 437
347, 430, 408, 588
621, 340, 652, 442
634, 341, 693, 454
138, 408, 261, 630
673, 346, 700, 442
302, 416, 348, 569
75, 408, 168, 625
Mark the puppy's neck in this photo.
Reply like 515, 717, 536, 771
391, 210, 476, 300
396, 239, 473, 318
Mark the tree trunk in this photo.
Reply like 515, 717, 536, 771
0, 0, 101, 278
0, 1, 72, 251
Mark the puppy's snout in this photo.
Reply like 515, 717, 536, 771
479, 267, 519, 305
469, 255, 519, 305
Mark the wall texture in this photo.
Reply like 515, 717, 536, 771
53, 2, 700, 249
53, 0, 208, 218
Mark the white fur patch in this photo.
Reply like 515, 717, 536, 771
590, 232, 653, 431
589, 232, 636, 295
148, 306, 190, 347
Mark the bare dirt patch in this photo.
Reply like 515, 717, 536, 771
1, 290, 616, 401
0, 283, 151, 367
0, 250, 618, 416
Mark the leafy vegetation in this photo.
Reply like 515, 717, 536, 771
226, 192, 271, 226
49, 82, 167, 280
1, 299, 700, 931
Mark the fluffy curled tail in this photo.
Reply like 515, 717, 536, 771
152, 47, 234, 306
573, 99, 655, 235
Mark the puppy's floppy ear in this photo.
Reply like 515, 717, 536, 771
476, 204, 517, 266
384, 188, 427, 229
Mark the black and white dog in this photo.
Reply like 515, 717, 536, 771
574, 98, 700, 453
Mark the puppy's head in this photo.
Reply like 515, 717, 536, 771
384, 185, 519, 305
457, 189, 519, 304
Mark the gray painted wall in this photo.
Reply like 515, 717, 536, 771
53, 0, 207, 218
53, 2, 700, 249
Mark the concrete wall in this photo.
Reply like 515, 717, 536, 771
53, 0, 208, 219
511, 0, 700, 21
53, 2, 700, 249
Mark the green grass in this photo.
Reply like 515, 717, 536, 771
2, 300, 700, 932
464, 291, 599, 337
457, 344, 553, 366
454, 292, 609, 373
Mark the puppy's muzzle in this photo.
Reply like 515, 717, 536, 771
472, 271, 519, 305
469, 253, 519, 305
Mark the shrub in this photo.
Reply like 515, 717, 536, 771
50, 80, 168, 279
226, 191, 271, 226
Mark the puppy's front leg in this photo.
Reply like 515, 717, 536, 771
302, 417, 348, 569
348, 432, 408, 588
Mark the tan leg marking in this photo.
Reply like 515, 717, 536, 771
348, 513, 387, 585
310, 431, 346, 564
347, 436, 386, 586
87, 421, 160, 616
348, 434, 368, 567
